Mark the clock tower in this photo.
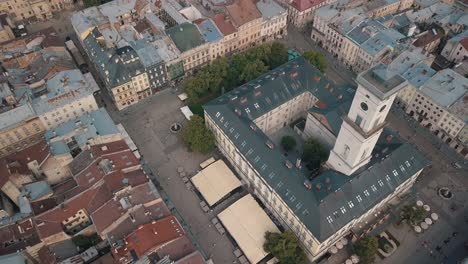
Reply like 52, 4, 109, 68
327, 64, 408, 176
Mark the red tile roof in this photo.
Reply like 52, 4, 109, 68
290, 0, 325, 12
34, 183, 113, 239
226, 0, 262, 27
37, 245, 58, 264
73, 148, 140, 188
102, 169, 148, 193
105, 201, 171, 244
112, 216, 185, 262
460, 37, 468, 50
91, 181, 162, 234
0, 141, 50, 187
0, 218, 41, 255
153, 235, 196, 261
413, 30, 443, 47
212, 14, 237, 36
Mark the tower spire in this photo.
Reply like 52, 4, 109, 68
327, 64, 408, 176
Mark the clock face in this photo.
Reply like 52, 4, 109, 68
379, 105, 386, 112
360, 102, 368, 111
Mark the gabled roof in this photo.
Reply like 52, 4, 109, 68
212, 14, 237, 36
290, 0, 325, 12
226, 0, 262, 27
204, 57, 429, 241
112, 216, 185, 261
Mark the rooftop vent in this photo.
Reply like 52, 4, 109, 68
285, 160, 293, 169
250, 123, 257, 131
315, 183, 322, 190
234, 108, 241, 116
265, 141, 274, 149
240, 97, 247, 104
254, 90, 261, 97
313, 76, 321, 82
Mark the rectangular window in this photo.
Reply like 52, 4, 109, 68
355, 115, 363, 126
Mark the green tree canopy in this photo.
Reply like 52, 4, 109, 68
240, 59, 269, 83
269, 42, 289, 68
264, 231, 306, 264
303, 50, 327, 73
184, 42, 288, 104
302, 138, 327, 166
352, 236, 378, 264
72, 234, 101, 251
401, 204, 427, 225
182, 115, 215, 154
281, 136, 297, 152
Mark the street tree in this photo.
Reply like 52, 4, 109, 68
281, 136, 297, 151
352, 236, 379, 264
268, 42, 289, 68
401, 204, 427, 225
303, 50, 327, 73
240, 59, 269, 83
182, 115, 215, 154
264, 231, 306, 264
302, 138, 327, 166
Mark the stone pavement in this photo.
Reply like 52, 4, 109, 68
105, 90, 238, 264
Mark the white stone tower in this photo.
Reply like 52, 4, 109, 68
327, 64, 408, 176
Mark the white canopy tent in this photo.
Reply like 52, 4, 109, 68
218, 194, 280, 264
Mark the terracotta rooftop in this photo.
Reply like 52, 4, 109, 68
105, 201, 171, 245
0, 218, 40, 255
290, 0, 325, 12
70, 140, 133, 176
460, 37, 468, 50
212, 14, 237, 36
152, 235, 196, 262
112, 216, 185, 262
413, 30, 443, 47
34, 183, 113, 239
0, 141, 50, 188
226, 0, 262, 27
91, 181, 163, 234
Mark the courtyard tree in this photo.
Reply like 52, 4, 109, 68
264, 231, 306, 264
268, 42, 289, 68
302, 138, 327, 166
281, 135, 297, 151
352, 236, 379, 264
401, 204, 427, 225
72, 233, 101, 251
303, 50, 327, 73
182, 115, 215, 154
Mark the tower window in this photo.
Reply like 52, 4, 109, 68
360, 102, 368, 111
355, 115, 363, 126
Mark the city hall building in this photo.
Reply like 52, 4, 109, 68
203, 57, 429, 261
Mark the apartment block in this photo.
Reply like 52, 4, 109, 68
312, 5, 406, 73
0, 0, 72, 22
441, 31, 468, 63
288, 0, 334, 28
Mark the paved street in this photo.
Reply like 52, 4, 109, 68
103, 90, 238, 264
378, 107, 468, 264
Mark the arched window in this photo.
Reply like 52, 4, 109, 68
342, 144, 350, 159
